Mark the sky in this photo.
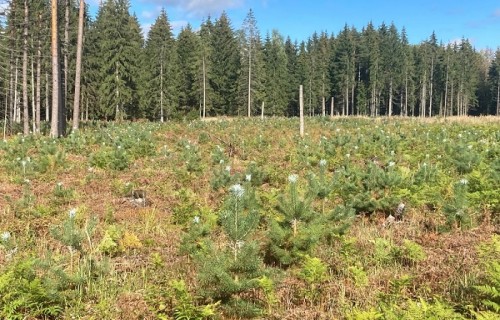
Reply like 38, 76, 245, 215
89, 0, 500, 50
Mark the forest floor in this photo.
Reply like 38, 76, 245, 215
0, 116, 499, 319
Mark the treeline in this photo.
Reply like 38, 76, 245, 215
1, 0, 499, 133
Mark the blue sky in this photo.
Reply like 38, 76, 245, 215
89, 0, 500, 49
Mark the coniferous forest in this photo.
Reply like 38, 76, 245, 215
1, 0, 500, 135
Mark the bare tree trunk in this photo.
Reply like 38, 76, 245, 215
330, 96, 334, 118
497, 75, 500, 116
64, 0, 69, 114
202, 55, 206, 119
115, 63, 120, 121
429, 56, 434, 117
160, 46, 164, 122
450, 81, 454, 116
22, 0, 29, 135
420, 71, 427, 117
443, 59, 449, 118
388, 79, 393, 116
321, 96, 325, 117
50, 0, 63, 137
404, 74, 408, 116
36, 22, 41, 133
72, 0, 85, 131
299, 85, 304, 138
247, 45, 251, 117
31, 58, 35, 133
14, 58, 19, 123
45, 72, 49, 122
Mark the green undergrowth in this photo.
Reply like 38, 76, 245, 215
0, 117, 498, 319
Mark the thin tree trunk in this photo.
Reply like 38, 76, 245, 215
45, 72, 49, 122
497, 75, 500, 116
330, 96, 334, 118
261, 101, 264, 120
429, 56, 434, 117
115, 63, 119, 121
14, 58, 19, 123
247, 45, 251, 117
50, 0, 62, 137
36, 22, 41, 133
388, 79, 393, 116
299, 85, 304, 138
450, 81, 454, 116
22, 0, 29, 135
160, 47, 164, 122
420, 71, 427, 117
443, 59, 449, 118
64, 0, 69, 114
404, 73, 408, 117
202, 55, 206, 119
31, 58, 35, 133
321, 96, 325, 117
72, 0, 85, 131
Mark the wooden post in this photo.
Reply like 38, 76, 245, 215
299, 85, 304, 138
261, 101, 264, 120
322, 96, 325, 117
330, 97, 334, 118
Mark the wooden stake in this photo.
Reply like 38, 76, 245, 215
299, 85, 304, 138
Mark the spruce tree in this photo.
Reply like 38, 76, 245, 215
141, 8, 178, 121
238, 9, 264, 117
210, 12, 240, 115
90, 0, 142, 120
177, 24, 201, 117
262, 30, 289, 116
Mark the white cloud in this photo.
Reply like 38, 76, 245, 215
140, 0, 245, 17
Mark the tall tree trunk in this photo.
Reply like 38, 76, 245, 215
45, 72, 50, 122
14, 58, 19, 123
50, 0, 63, 137
321, 96, 325, 117
299, 85, 304, 138
72, 0, 85, 131
443, 60, 449, 118
31, 58, 35, 133
497, 75, 500, 116
330, 96, 334, 118
64, 0, 69, 115
388, 79, 393, 116
160, 47, 164, 122
420, 71, 427, 117
429, 56, 434, 117
36, 22, 41, 133
202, 55, 206, 119
247, 45, 251, 117
22, 0, 29, 135
115, 63, 120, 121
